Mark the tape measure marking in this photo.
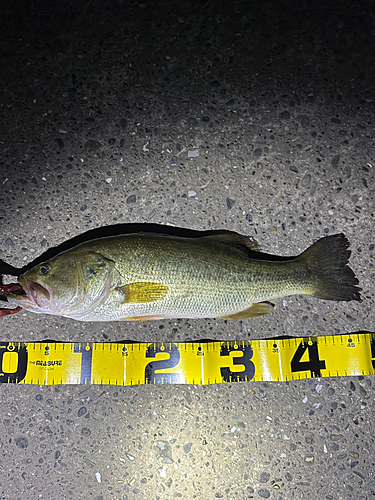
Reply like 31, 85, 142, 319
0, 333, 374, 386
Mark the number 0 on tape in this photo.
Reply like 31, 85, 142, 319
0, 333, 374, 386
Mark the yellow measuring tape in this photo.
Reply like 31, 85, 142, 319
0, 333, 374, 386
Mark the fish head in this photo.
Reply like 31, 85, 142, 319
8, 251, 115, 318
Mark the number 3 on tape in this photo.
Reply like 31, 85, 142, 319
291, 339, 326, 378
220, 343, 255, 382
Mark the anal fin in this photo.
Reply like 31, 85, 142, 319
221, 302, 273, 320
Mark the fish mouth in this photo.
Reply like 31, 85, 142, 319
10, 277, 52, 309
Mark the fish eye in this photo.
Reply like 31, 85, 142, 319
39, 265, 50, 275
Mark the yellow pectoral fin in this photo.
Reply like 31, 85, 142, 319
221, 302, 274, 320
118, 282, 168, 303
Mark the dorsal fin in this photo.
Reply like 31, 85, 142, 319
200, 230, 260, 252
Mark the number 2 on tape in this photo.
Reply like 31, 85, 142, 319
291, 339, 326, 378
145, 343, 181, 384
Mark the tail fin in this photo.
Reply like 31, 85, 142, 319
297, 234, 361, 301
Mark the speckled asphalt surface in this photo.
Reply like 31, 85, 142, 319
1, 0, 374, 498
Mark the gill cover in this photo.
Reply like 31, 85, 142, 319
75, 252, 116, 316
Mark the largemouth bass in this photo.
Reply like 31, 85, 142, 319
4, 231, 360, 321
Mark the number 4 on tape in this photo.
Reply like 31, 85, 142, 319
291, 340, 326, 378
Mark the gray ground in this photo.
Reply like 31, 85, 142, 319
0, 0, 374, 498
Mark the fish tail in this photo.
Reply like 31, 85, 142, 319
297, 233, 361, 301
